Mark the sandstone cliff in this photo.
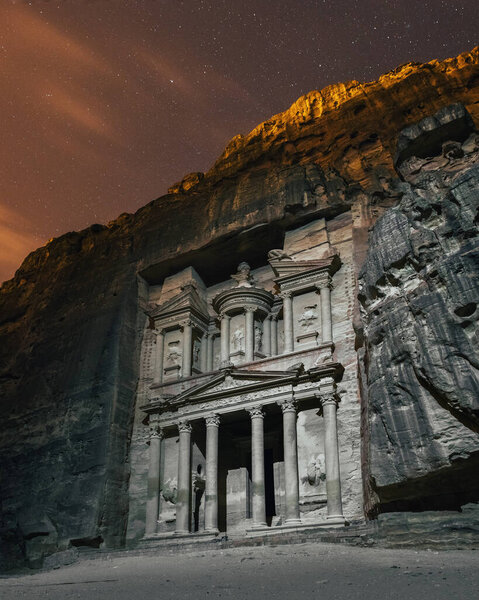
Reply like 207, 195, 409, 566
0, 47, 478, 568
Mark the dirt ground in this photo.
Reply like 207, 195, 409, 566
1, 542, 478, 600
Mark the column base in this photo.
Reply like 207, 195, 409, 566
204, 528, 220, 535
326, 514, 346, 525
174, 529, 191, 535
251, 522, 267, 529
285, 518, 302, 526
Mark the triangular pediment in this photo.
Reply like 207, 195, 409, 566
172, 365, 304, 404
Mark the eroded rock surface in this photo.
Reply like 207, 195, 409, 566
359, 104, 479, 513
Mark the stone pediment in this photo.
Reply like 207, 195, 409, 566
148, 283, 209, 322
175, 367, 298, 402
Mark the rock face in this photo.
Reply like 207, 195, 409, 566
359, 103, 479, 514
0, 48, 478, 568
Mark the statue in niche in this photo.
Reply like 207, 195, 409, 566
231, 327, 244, 352
254, 324, 263, 352
193, 340, 201, 365
166, 340, 182, 366
231, 262, 255, 287
299, 305, 318, 328
302, 455, 326, 488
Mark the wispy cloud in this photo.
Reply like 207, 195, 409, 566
0, 204, 43, 284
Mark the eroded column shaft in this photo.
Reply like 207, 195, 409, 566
205, 415, 220, 532
249, 407, 266, 527
145, 425, 162, 535
282, 294, 294, 353
323, 398, 343, 519
175, 422, 192, 534
282, 403, 301, 524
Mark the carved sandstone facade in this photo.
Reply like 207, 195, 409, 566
126, 214, 363, 541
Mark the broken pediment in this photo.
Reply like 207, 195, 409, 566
147, 282, 209, 325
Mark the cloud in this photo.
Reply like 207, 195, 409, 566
0, 203, 43, 284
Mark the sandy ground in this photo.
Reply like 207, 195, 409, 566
0, 542, 478, 600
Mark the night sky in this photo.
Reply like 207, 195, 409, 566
1, 1, 477, 283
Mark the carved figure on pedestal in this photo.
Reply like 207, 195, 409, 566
254, 324, 263, 353
231, 262, 255, 287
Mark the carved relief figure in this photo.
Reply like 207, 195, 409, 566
254, 324, 263, 352
299, 305, 318, 328
231, 327, 244, 352
166, 340, 182, 366
161, 478, 178, 504
302, 455, 326, 487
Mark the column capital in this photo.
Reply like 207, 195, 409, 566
205, 413, 220, 428
247, 405, 264, 419
244, 305, 256, 313
180, 318, 193, 329
280, 291, 293, 299
152, 327, 165, 337
316, 273, 332, 290
148, 416, 164, 440
278, 398, 297, 414
219, 311, 230, 320
178, 420, 192, 434
319, 392, 339, 409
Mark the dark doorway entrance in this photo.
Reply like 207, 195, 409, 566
264, 448, 276, 526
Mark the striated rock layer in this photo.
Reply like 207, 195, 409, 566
359, 103, 479, 515
0, 48, 478, 568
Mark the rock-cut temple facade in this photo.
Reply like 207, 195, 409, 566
127, 216, 363, 542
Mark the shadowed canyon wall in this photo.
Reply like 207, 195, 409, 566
0, 47, 478, 568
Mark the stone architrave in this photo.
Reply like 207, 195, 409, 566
248, 406, 267, 528
204, 414, 220, 532
145, 416, 163, 535
175, 421, 193, 534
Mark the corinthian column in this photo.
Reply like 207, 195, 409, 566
248, 406, 266, 528
145, 417, 163, 535
182, 320, 193, 378
279, 399, 301, 525
175, 421, 192, 534
220, 313, 230, 366
245, 306, 255, 362
281, 292, 294, 353
153, 329, 165, 385
271, 316, 278, 356
205, 414, 220, 532
319, 278, 332, 344
263, 316, 271, 357
320, 390, 344, 521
